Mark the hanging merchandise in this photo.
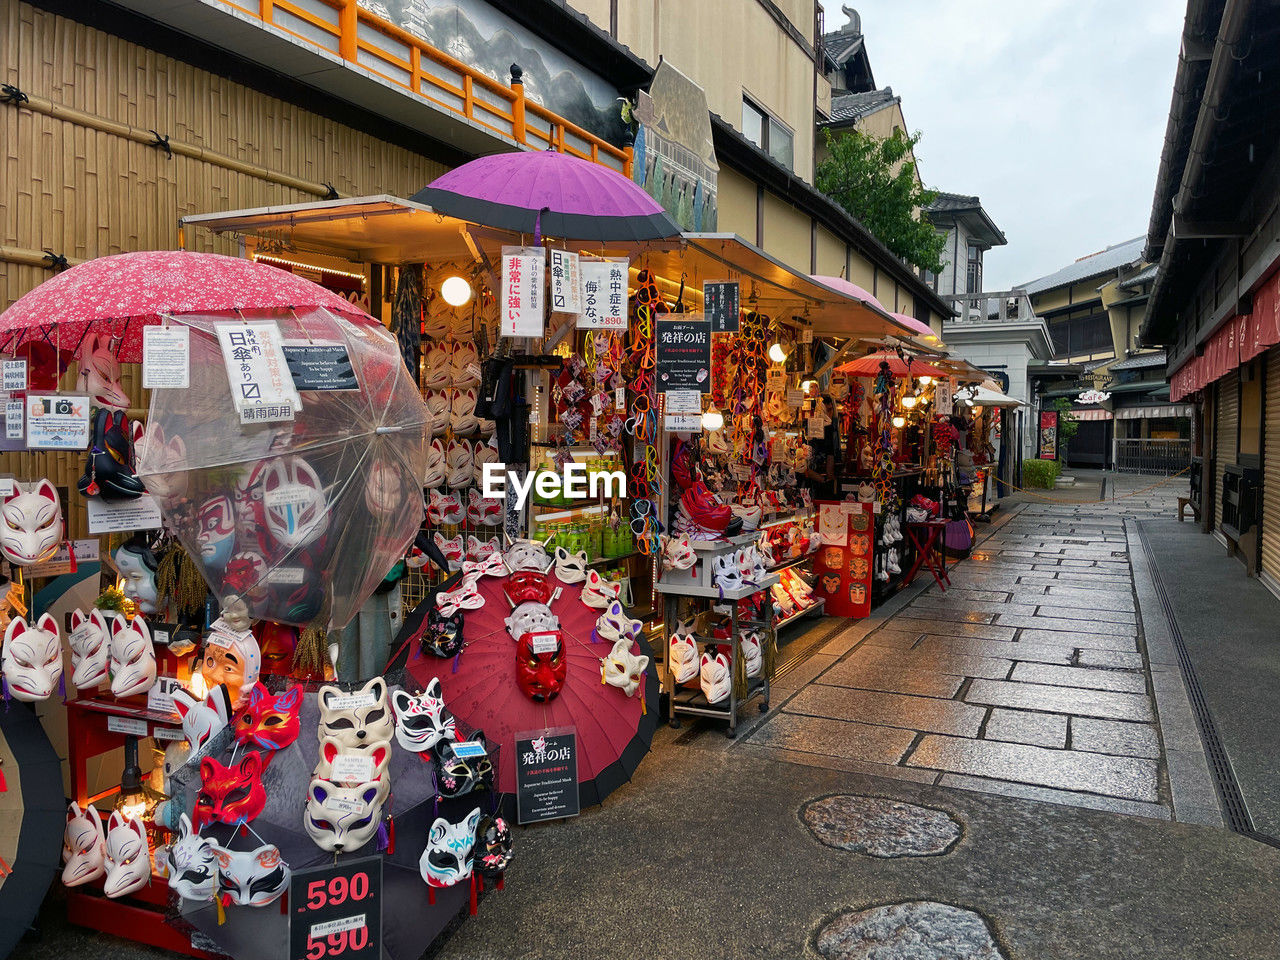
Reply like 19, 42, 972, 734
420, 807, 482, 888
102, 811, 150, 899
107, 614, 156, 698
61, 802, 107, 888
165, 814, 219, 903
212, 842, 290, 907
1, 613, 62, 702
0, 479, 64, 565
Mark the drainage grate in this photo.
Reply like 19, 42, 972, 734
1136, 522, 1280, 847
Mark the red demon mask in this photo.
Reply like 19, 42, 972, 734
234, 683, 304, 753
195, 751, 267, 828
515, 631, 567, 702
503, 571, 554, 607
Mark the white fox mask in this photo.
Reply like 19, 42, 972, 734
601, 638, 650, 697
68, 608, 110, 689
109, 614, 156, 699
2, 613, 62, 702
317, 677, 394, 749
103, 810, 149, 898
0, 479, 63, 566
420, 807, 481, 888
62, 801, 106, 888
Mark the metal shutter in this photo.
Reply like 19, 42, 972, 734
1263, 350, 1280, 577
1216, 370, 1239, 532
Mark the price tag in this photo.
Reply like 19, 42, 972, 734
766, 370, 786, 392
267, 567, 306, 584
328, 796, 367, 815
265, 483, 318, 509
663, 413, 701, 432
786, 388, 804, 408
807, 417, 825, 439
529, 633, 560, 655
2, 360, 26, 392
664, 390, 701, 414
327, 753, 375, 784
153, 726, 187, 742
451, 740, 489, 759
0, 478, 11, 497
800, 327, 813, 344
107, 715, 149, 737
3, 400, 20, 441
289, 858, 382, 960
614, 386, 625, 410
143, 325, 190, 389
327, 692, 377, 711
69, 620, 97, 647
205, 631, 234, 649
147, 676, 184, 715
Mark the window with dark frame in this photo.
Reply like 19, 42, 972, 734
966, 243, 982, 293
742, 96, 794, 171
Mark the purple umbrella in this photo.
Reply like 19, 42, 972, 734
410, 150, 681, 242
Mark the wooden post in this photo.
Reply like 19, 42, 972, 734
339, 0, 358, 62
623, 145, 635, 180
510, 65, 526, 145
259, 0, 273, 22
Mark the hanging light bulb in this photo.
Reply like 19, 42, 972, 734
702, 403, 724, 431
768, 342, 788, 364
800, 379, 817, 393
901, 395, 918, 409
892, 415, 906, 429
441, 276, 472, 306
918, 375, 933, 386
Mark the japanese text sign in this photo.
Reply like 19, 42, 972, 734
577, 258, 629, 330
501, 245, 546, 338
215, 322, 301, 424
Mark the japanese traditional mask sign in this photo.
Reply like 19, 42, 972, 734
392, 680, 457, 754
62, 801, 106, 888
419, 807, 481, 888
68, 608, 110, 689
505, 601, 559, 645
172, 684, 232, 753
109, 614, 156, 699
601, 638, 649, 697
317, 676, 394, 748
1, 479, 63, 566
103, 810, 149, 899
432, 733, 493, 797
114, 537, 160, 615
304, 777, 389, 853
233, 683, 304, 752
199, 626, 261, 709
260, 455, 329, 551
515, 631, 566, 702
314, 736, 391, 784
195, 751, 267, 829
196, 495, 236, 574
167, 814, 218, 903
213, 842, 290, 907
475, 815, 513, 880
2, 613, 61, 702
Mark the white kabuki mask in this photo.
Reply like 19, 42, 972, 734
114, 542, 159, 614
109, 614, 156, 698
68, 608, 110, 689
0, 479, 63, 566
172, 684, 232, 753
213, 842, 291, 907
419, 807, 481, 888
167, 814, 218, 903
505, 602, 559, 644
313, 736, 392, 784
62, 801, 106, 887
2, 613, 61, 701
103, 810, 150, 899
601, 638, 650, 697
261, 455, 329, 551
504, 539, 551, 573
392, 680, 457, 754
317, 677, 394, 749
669, 632, 699, 685
699, 652, 731, 704
304, 777, 389, 853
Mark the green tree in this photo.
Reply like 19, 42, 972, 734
816, 128, 947, 274
1051, 398, 1079, 447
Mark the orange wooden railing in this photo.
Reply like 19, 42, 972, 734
214, 0, 632, 176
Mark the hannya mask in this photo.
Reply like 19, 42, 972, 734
661, 534, 697, 572
504, 539, 551, 573
515, 631, 567, 702
421, 604, 464, 659
594, 600, 641, 645
314, 736, 391, 784
103, 810, 149, 899
601, 638, 650, 697
196, 496, 236, 573
304, 777, 389, 853
419, 807, 481, 888
669, 631, 699, 685
317, 677, 395, 748
505, 601, 559, 644
167, 813, 218, 902
475, 815, 513, 880
552, 546, 588, 583
741, 631, 763, 678
502, 570, 554, 607
62, 801, 106, 887
1, 479, 63, 566
433, 733, 494, 797
213, 842, 290, 907
114, 538, 159, 614
234, 683, 304, 752
68, 608, 110, 689
2, 613, 61, 702
580, 569, 621, 609
261, 456, 329, 550
699, 652, 731, 704
392, 680, 457, 754
172, 684, 232, 753
195, 751, 267, 829
109, 614, 156, 699
77, 329, 129, 409
199, 627, 261, 708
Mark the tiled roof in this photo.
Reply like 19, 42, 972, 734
1019, 236, 1145, 296
1108, 350, 1167, 371
825, 88, 898, 124
823, 31, 863, 64
928, 192, 982, 213
1118, 263, 1158, 289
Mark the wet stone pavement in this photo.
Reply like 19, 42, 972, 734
745, 482, 1186, 820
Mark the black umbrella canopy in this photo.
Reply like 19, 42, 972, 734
411, 150, 682, 243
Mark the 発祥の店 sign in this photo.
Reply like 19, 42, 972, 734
655, 317, 711, 392
515, 729, 579, 824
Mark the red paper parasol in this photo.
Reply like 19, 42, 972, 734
835, 350, 946, 379
405, 571, 657, 809
0, 250, 374, 361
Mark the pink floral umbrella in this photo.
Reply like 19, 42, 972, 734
0, 250, 374, 361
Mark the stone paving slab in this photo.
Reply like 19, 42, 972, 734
1071, 717, 1161, 759
994, 613, 1136, 636
1015, 628, 1139, 652
936, 773, 1171, 821
818, 660, 965, 699
1011, 661, 1147, 694
886, 618, 1018, 641
747, 712, 915, 765
909, 735, 1160, 801
983, 707, 1068, 748
1075, 648, 1145, 670
912, 597, 1137, 624
787, 684, 986, 737
915, 635, 1075, 666
848, 646, 1015, 680
1036, 588, 1136, 611
967, 678, 1154, 722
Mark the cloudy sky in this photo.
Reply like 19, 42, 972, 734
853, 0, 1185, 289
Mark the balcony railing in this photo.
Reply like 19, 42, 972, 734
942, 290, 1038, 323
215, 0, 632, 175
1114, 438, 1192, 476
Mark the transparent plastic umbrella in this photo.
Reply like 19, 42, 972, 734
136, 307, 428, 630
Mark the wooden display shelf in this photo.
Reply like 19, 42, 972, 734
655, 573, 779, 600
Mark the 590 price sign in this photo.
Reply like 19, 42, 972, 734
289, 857, 382, 960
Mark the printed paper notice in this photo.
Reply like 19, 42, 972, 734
143, 325, 190, 389
501, 245, 546, 337
87, 494, 163, 534
25, 395, 90, 450
549, 249, 582, 314
215, 322, 301, 424
5, 398, 22, 440
577, 258, 629, 330
2, 359, 27, 392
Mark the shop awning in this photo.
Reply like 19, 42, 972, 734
1169, 267, 1280, 401
1073, 409, 1113, 421
1114, 404, 1193, 419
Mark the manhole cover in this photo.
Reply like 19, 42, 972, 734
801, 795, 962, 858
814, 901, 1007, 960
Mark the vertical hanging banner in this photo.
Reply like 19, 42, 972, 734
704, 281, 739, 332
577, 258, 629, 330
215, 322, 302, 424
501, 245, 546, 338
1039, 410, 1058, 460
934, 378, 954, 416
549, 249, 582, 314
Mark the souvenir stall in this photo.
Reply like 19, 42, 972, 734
0, 251, 513, 960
